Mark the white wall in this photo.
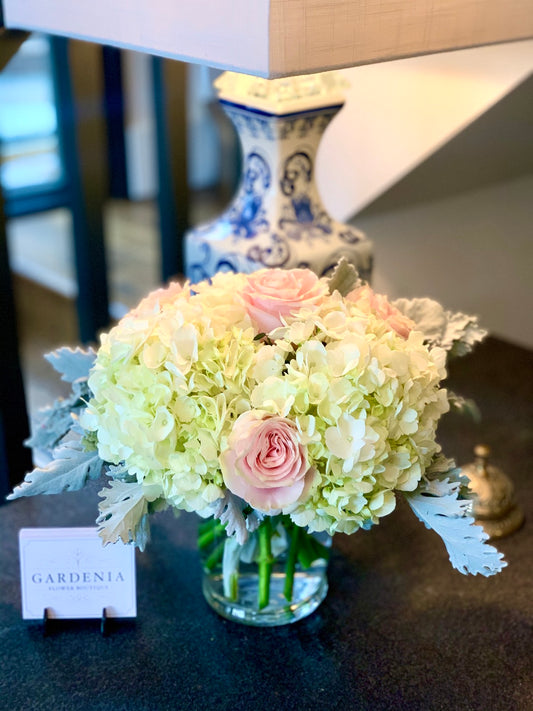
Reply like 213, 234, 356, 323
317, 40, 533, 221
355, 174, 533, 349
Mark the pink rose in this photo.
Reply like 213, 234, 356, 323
241, 268, 328, 333
346, 285, 414, 339
133, 281, 185, 315
220, 411, 313, 512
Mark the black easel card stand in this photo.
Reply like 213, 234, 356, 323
42, 606, 114, 637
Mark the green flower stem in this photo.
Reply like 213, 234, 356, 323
198, 522, 226, 550
204, 539, 226, 571
229, 572, 239, 602
198, 518, 217, 535
258, 519, 273, 610
309, 537, 331, 562
297, 529, 316, 569
283, 523, 300, 602
297, 530, 331, 569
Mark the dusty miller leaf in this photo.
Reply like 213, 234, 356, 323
8, 444, 103, 500
25, 384, 89, 451
447, 391, 481, 422
97, 480, 150, 551
425, 453, 461, 477
392, 297, 487, 356
327, 258, 362, 296
404, 467, 506, 577
245, 509, 265, 534
105, 462, 137, 483
25, 375, 92, 452
44, 346, 96, 383
26, 400, 78, 451
209, 491, 248, 545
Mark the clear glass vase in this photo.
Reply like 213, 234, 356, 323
199, 515, 330, 626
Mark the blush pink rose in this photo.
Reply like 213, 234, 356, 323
241, 268, 328, 333
346, 285, 414, 339
133, 281, 185, 315
220, 411, 313, 512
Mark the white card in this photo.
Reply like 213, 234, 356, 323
19, 528, 137, 620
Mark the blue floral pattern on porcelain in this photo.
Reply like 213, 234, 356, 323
185, 101, 373, 283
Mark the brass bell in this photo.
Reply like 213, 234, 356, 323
461, 444, 524, 540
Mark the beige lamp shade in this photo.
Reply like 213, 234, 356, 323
3, 0, 533, 77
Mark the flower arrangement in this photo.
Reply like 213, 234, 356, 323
9, 261, 505, 623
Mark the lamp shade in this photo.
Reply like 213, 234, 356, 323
3, 0, 533, 77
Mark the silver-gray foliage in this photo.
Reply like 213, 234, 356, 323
327, 258, 362, 297
447, 391, 481, 422
393, 297, 487, 356
209, 490, 249, 545
25, 383, 89, 452
97, 480, 150, 551
26, 347, 96, 452
44, 346, 97, 383
8, 444, 103, 500
404, 464, 506, 577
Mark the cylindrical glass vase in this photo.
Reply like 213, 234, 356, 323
199, 515, 330, 626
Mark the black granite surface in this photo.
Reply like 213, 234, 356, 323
0, 337, 531, 711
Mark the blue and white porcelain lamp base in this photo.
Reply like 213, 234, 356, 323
185, 72, 373, 283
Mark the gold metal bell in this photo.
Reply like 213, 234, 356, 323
461, 444, 524, 540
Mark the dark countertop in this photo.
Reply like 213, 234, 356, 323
1, 337, 532, 711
